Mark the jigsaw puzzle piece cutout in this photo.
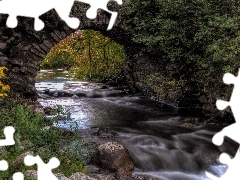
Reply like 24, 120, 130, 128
223, 70, 240, 120
0, 0, 80, 30
214, 70, 240, 146
207, 70, 240, 179
77, 0, 122, 30
13, 172, 24, 180
216, 100, 230, 111
54, 0, 80, 29
0, 160, 8, 171
212, 123, 240, 146
222, 73, 237, 85
0, 0, 49, 30
206, 147, 240, 180
0, 0, 121, 30
0, 126, 15, 146
24, 155, 60, 180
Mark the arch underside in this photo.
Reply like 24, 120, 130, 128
0, 6, 137, 101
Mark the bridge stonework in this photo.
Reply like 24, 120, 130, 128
0, 3, 204, 113
0, 2, 138, 101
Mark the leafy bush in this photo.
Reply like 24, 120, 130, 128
146, 73, 185, 101
123, 0, 240, 111
0, 99, 89, 178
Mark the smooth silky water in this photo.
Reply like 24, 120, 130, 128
36, 69, 238, 180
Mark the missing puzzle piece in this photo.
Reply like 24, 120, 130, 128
0, 0, 80, 31
73, 0, 122, 30
0, 160, 8, 171
212, 70, 240, 146
216, 70, 240, 121
206, 69, 240, 179
24, 155, 60, 180
0, 126, 15, 146
206, 148, 240, 180
0, 0, 122, 31
0, 126, 14, 173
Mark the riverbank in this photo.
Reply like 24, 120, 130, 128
30, 69, 239, 179
0, 97, 94, 179
100, 71, 235, 126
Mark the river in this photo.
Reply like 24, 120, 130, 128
35, 69, 238, 180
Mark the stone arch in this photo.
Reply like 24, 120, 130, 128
0, 4, 138, 101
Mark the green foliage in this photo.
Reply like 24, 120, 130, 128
0, 99, 89, 178
146, 73, 185, 100
41, 30, 125, 81
41, 50, 76, 69
73, 30, 125, 81
123, 0, 239, 61
123, 0, 240, 108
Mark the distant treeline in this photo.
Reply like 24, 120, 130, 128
41, 30, 125, 81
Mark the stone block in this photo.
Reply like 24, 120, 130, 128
0, 42, 7, 51
0, 56, 8, 66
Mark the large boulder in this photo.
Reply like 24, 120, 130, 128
93, 141, 134, 179
96, 128, 115, 138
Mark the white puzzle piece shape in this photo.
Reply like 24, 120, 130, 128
206, 148, 240, 180
13, 172, 24, 180
0, 126, 15, 146
24, 155, 60, 180
0, 0, 122, 30
0, 160, 8, 171
0, 0, 79, 31
77, 0, 122, 30
206, 69, 240, 179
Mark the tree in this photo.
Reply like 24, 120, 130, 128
122, 0, 240, 110
41, 30, 125, 81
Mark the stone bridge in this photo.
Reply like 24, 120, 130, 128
0, 1, 203, 113
0, 1, 140, 101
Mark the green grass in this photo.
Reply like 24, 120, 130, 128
0, 98, 93, 178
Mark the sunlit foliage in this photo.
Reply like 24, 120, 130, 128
41, 30, 125, 81
0, 66, 10, 97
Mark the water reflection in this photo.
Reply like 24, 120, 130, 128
36, 69, 237, 180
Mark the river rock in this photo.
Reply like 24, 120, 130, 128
34, 107, 45, 116
25, 170, 69, 180
55, 173, 70, 180
38, 93, 50, 99
93, 141, 134, 179
44, 106, 53, 115
85, 165, 101, 173
97, 128, 115, 138
133, 174, 159, 180
69, 172, 96, 180
25, 170, 38, 179
91, 174, 116, 180
58, 90, 73, 97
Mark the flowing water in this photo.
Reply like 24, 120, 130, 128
36, 69, 238, 180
